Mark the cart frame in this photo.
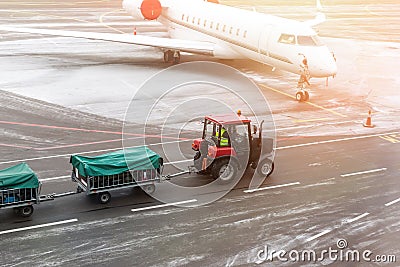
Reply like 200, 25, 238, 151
71, 167, 162, 204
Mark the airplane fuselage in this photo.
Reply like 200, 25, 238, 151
124, 0, 337, 78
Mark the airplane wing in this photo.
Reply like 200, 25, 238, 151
0, 26, 215, 56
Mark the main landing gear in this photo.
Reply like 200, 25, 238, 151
163, 50, 181, 64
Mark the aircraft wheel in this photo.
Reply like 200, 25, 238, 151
163, 50, 173, 63
296, 91, 305, 102
173, 51, 181, 64
304, 90, 310, 101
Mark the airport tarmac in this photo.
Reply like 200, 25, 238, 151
0, 0, 399, 266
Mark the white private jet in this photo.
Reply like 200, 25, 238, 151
0, 0, 337, 102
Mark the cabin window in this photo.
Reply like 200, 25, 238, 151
198, 18, 201, 25
204, 19, 207, 27
210, 22, 213, 29
243, 30, 247, 38
297, 35, 324, 46
186, 16, 189, 22
278, 34, 295, 44
182, 14, 184, 20
223, 25, 226, 32
192, 17, 195, 24
229, 27, 233, 34
216, 23, 220, 30
236, 29, 240, 36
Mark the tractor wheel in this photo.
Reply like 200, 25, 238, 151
211, 159, 238, 184
257, 158, 274, 177
142, 184, 156, 195
97, 191, 111, 204
19, 205, 34, 217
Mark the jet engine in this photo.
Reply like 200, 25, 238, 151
123, 0, 162, 21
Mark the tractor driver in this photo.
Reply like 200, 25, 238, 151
216, 126, 229, 147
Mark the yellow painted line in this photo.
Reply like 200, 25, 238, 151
259, 84, 347, 118
379, 135, 400, 144
99, 9, 126, 34
293, 118, 331, 123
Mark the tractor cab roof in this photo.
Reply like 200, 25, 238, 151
205, 114, 251, 125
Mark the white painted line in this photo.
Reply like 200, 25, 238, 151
276, 131, 400, 150
346, 212, 370, 224
341, 168, 387, 177
244, 182, 300, 193
0, 140, 191, 165
385, 197, 400, 207
131, 199, 197, 212
165, 159, 192, 165
0, 218, 78, 235
306, 229, 331, 242
40, 175, 70, 182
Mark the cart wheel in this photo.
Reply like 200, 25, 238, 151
19, 205, 34, 217
257, 158, 274, 178
143, 184, 155, 195
97, 192, 111, 204
76, 186, 84, 193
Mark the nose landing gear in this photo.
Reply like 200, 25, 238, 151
295, 89, 309, 102
296, 55, 311, 102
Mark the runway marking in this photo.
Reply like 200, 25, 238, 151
306, 229, 331, 242
131, 199, 197, 212
0, 143, 33, 149
99, 9, 126, 34
36, 138, 133, 151
346, 212, 370, 224
258, 84, 347, 118
243, 182, 300, 193
385, 197, 400, 207
0, 218, 78, 236
0, 120, 188, 141
292, 117, 331, 123
340, 168, 387, 178
1, 10, 92, 24
0, 140, 191, 165
276, 131, 400, 150
0, 0, 110, 5
379, 135, 400, 144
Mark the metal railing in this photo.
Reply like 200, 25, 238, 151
0, 188, 39, 207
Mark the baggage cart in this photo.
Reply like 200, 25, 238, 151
70, 146, 163, 204
0, 163, 41, 217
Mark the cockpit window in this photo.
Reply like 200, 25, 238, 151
297, 35, 324, 46
278, 34, 295, 44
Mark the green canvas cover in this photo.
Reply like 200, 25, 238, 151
0, 163, 40, 189
70, 146, 162, 177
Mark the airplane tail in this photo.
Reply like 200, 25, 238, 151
304, 0, 326, 27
